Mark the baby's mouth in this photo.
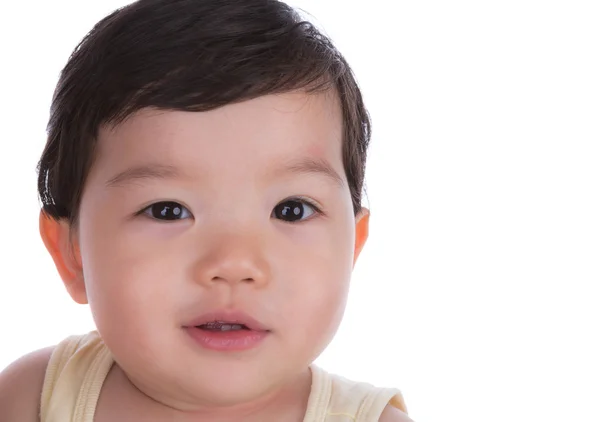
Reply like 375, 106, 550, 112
197, 321, 251, 332
184, 310, 270, 351
185, 309, 270, 332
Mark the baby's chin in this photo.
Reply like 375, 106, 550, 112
122, 355, 311, 411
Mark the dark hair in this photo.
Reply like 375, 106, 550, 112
37, 0, 371, 224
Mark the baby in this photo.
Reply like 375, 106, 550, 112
0, 1, 412, 421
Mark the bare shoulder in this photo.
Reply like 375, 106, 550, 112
379, 404, 415, 422
0, 346, 55, 422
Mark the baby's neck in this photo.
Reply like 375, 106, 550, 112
95, 363, 313, 422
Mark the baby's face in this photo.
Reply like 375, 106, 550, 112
75, 90, 365, 407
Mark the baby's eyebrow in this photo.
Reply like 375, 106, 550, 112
273, 157, 344, 188
105, 157, 344, 189
105, 163, 183, 188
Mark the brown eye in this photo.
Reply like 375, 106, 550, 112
272, 199, 317, 222
143, 201, 191, 221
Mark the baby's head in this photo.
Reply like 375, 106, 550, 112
38, 0, 371, 409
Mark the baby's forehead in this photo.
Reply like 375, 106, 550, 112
99, 91, 341, 149
92, 91, 345, 186
104, 89, 341, 131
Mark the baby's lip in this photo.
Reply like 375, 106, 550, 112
184, 309, 270, 332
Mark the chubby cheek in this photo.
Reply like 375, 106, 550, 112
276, 219, 355, 357
286, 274, 349, 358
80, 219, 182, 349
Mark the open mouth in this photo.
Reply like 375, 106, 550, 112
184, 310, 270, 351
196, 321, 252, 331
186, 319, 269, 351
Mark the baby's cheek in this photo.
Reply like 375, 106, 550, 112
87, 250, 172, 326
287, 276, 348, 351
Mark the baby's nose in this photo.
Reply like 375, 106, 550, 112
191, 234, 271, 288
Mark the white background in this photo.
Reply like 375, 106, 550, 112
1, 1, 599, 421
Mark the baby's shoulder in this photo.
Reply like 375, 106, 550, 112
379, 404, 415, 422
0, 346, 55, 422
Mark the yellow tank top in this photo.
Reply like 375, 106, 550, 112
40, 331, 408, 422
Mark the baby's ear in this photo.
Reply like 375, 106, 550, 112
353, 207, 370, 266
39, 211, 88, 304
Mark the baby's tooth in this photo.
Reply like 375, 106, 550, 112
231, 324, 243, 330
220, 324, 232, 331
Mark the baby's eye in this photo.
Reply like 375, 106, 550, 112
272, 198, 319, 222
142, 201, 192, 221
